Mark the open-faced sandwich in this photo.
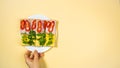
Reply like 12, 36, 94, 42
20, 19, 57, 47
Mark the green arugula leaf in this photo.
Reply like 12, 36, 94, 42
46, 40, 53, 46
39, 38, 46, 46
29, 30, 36, 36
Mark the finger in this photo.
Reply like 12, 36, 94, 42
39, 53, 44, 57
24, 50, 33, 62
34, 50, 39, 60
30, 52, 34, 59
24, 50, 32, 58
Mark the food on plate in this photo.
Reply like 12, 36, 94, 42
32, 19, 36, 30
25, 20, 30, 32
20, 19, 57, 47
20, 20, 25, 30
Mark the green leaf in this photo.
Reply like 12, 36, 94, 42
29, 30, 36, 36
49, 32, 53, 37
46, 40, 53, 46
28, 35, 32, 39
42, 33, 46, 38
28, 40, 34, 45
49, 38, 53, 40
23, 41, 28, 44
37, 33, 42, 36
39, 38, 46, 46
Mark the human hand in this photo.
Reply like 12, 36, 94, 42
24, 50, 44, 68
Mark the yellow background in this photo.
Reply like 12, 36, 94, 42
0, 0, 120, 68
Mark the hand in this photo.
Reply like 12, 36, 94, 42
24, 50, 44, 68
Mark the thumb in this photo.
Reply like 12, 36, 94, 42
34, 50, 39, 61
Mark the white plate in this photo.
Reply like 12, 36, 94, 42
25, 14, 51, 53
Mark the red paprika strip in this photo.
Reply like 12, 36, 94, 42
20, 20, 25, 30
37, 20, 42, 33
25, 20, 30, 32
48, 21, 55, 32
32, 19, 36, 30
